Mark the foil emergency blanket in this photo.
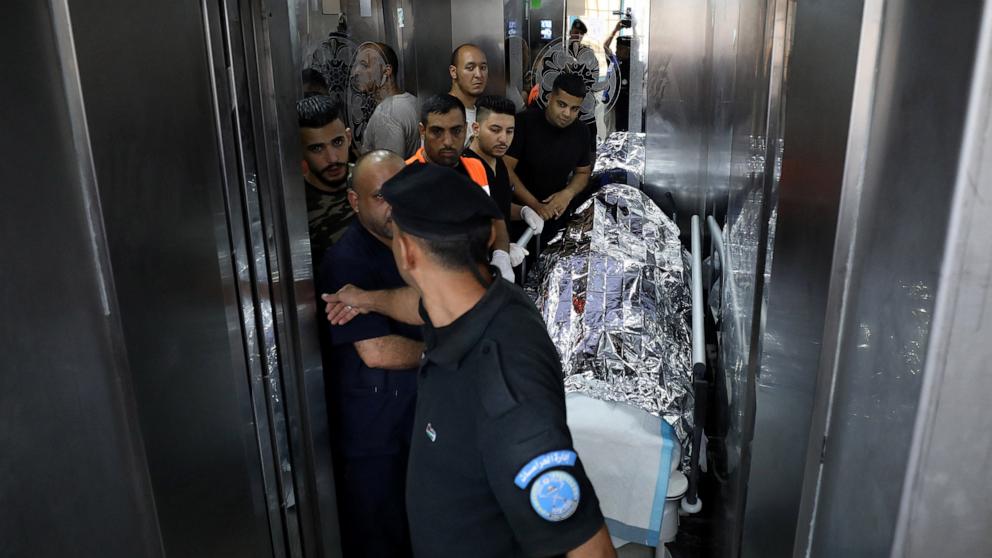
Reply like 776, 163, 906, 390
529, 184, 694, 459
591, 132, 646, 186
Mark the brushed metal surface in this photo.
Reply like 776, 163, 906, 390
66, 0, 294, 554
892, 6, 992, 554
643, 0, 708, 218
738, 0, 863, 556
795, 1, 985, 556
0, 2, 162, 556
272, 0, 346, 555
404, 0, 453, 99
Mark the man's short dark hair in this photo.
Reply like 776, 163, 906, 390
570, 18, 587, 34
407, 220, 493, 272
552, 73, 588, 99
475, 95, 516, 123
296, 95, 344, 128
450, 43, 480, 67
420, 93, 466, 125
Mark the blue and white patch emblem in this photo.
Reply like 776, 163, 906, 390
425, 422, 436, 442
529, 470, 580, 522
514, 450, 577, 489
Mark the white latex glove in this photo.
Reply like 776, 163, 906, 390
491, 249, 515, 282
520, 205, 545, 234
508, 243, 529, 267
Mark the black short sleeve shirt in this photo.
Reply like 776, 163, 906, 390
318, 221, 421, 457
406, 278, 604, 557
506, 107, 592, 201
463, 148, 514, 227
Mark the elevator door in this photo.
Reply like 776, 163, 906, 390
2, 1, 337, 556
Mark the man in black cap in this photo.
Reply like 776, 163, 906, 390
326, 163, 616, 557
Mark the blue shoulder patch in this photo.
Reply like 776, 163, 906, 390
530, 470, 580, 522
514, 449, 577, 489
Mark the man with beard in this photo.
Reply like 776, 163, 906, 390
298, 95, 354, 268
448, 43, 488, 136
407, 93, 517, 281
318, 150, 422, 558
505, 73, 592, 244
351, 42, 419, 158
465, 95, 545, 278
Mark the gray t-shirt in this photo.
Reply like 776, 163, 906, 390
360, 92, 420, 158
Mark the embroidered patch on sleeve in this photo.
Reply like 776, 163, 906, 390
529, 470, 580, 522
514, 449, 577, 489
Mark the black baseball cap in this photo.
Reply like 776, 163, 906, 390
383, 163, 502, 240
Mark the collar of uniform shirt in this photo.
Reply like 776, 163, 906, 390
418, 273, 511, 368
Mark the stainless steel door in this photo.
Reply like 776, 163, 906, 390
1, 3, 162, 557
2, 0, 337, 556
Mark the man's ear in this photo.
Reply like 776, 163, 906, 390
448, 65, 457, 82
395, 231, 416, 272
346, 127, 353, 145
418, 122, 426, 140
347, 189, 359, 213
471, 121, 480, 137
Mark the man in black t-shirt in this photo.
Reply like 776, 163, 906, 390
378, 164, 616, 558
465, 95, 545, 274
505, 73, 593, 243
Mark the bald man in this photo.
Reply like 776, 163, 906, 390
448, 43, 489, 132
318, 150, 420, 558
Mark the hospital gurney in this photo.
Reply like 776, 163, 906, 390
519, 185, 708, 555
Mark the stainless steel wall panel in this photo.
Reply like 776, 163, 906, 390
626, 0, 649, 133
737, 0, 863, 556
703, 0, 741, 220
303, 0, 386, 57
795, 1, 985, 556
718, 0, 771, 466
66, 0, 278, 555
0, 2, 162, 557
892, 7, 992, 554
404, 0, 453, 99
255, 0, 344, 555
643, 0, 708, 217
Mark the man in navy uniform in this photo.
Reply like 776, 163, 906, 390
363, 163, 616, 557
318, 150, 420, 558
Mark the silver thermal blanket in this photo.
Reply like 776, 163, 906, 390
529, 184, 694, 459
591, 132, 646, 186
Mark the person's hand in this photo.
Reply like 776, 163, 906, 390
508, 243, 529, 267
491, 249, 515, 282
534, 202, 556, 221
519, 205, 545, 234
321, 284, 369, 326
543, 190, 575, 220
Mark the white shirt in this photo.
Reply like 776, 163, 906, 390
465, 106, 477, 147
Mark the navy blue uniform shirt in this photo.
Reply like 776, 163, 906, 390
318, 220, 421, 458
